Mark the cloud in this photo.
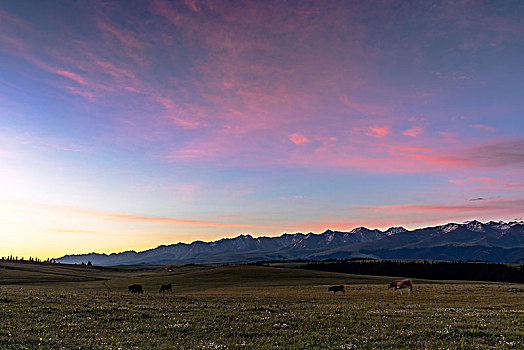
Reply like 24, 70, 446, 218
340, 95, 388, 115
391, 146, 428, 152
47, 68, 88, 86
365, 127, 389, 138
96, 20, 145, 50
391, 139, 524, 171
449, 176, 496, 186
470, 124, 496, 132
449, 179, 467, 185
0, 200, 286, 229
289, 133, 310, 145
184, 0, 201, 12
464, 139, 524, 168
447, 175, 523, 192
359, 198, 524, 215
1, 1, 523, 178
434, 71, 472, 81
403, 126, 423, 137
437, 131, 456, 139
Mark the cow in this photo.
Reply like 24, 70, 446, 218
328, 285, 345, 295
128, 284, 143, 294
159, 283, 172, 294
388, 279, 412, 295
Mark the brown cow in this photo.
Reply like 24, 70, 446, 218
328, 285, 345, 295
159, 283, 172, 293
388, 279, 412, 295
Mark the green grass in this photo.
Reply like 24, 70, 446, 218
1, 262, 523, 349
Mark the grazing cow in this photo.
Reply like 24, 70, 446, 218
328, 285, 345, 295
128, 284, 143, 294
388, 279, 412, 295
159, 283, 172, 294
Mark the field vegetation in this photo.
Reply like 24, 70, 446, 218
1, 261, 523, 349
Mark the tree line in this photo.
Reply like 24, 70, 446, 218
1, 256, 49, 263
299, 259, 524, 284
0, 256, 91, 266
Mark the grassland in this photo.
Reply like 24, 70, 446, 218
0, 262, 523, 349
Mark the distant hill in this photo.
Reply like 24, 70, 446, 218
56, 220, 524, 265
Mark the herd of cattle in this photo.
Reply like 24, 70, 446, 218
327, 279, 413, 295
128, 283, 173, 294
128, 279, 413, 295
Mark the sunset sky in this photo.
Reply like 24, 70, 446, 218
1, 0, 523, 259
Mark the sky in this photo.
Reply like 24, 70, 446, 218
0, 0, 523, 259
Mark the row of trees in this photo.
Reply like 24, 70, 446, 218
1, 256, 94, 266
0, 256, 53, 263
300, 259, 524, 283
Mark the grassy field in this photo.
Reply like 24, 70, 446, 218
0, 262, 523, 349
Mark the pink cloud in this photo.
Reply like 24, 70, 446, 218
403, 126, 423, 137
449, 179, 467, 185
470, 124, 496, 132
153, 96, 208, 129
153, 132, 523, 175
49, 69, 88, 86
340, 95, 388, 115
359, 198, 524, 218
437, 131, 456, 139
289, 133, 310, 145
406, 154, 470, 168
61, 86, 95, 101
0, 32, 31, 56
184, 0, 201, 12
449, 176, 497, 186
96, 20, 145, 50
1, 199, 287, 229
2, 1, 523, 180
464, 139, 524, 168
88, 54, 140, 87
391, 146, 428, 152
448, 175, 524, 192
0, 1, 374, 158
365, 127, 389, 138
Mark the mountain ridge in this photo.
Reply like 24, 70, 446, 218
56, 220, 524, 265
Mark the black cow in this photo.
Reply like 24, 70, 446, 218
328, 285, 345, 295
128, 284, 143, 294
159, 283, 172, 293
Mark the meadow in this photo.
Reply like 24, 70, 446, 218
0, 262, 523, 349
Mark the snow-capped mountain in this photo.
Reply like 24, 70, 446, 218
56, 221, 524, 265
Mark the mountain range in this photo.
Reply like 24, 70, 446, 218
56, 220, 524, 265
